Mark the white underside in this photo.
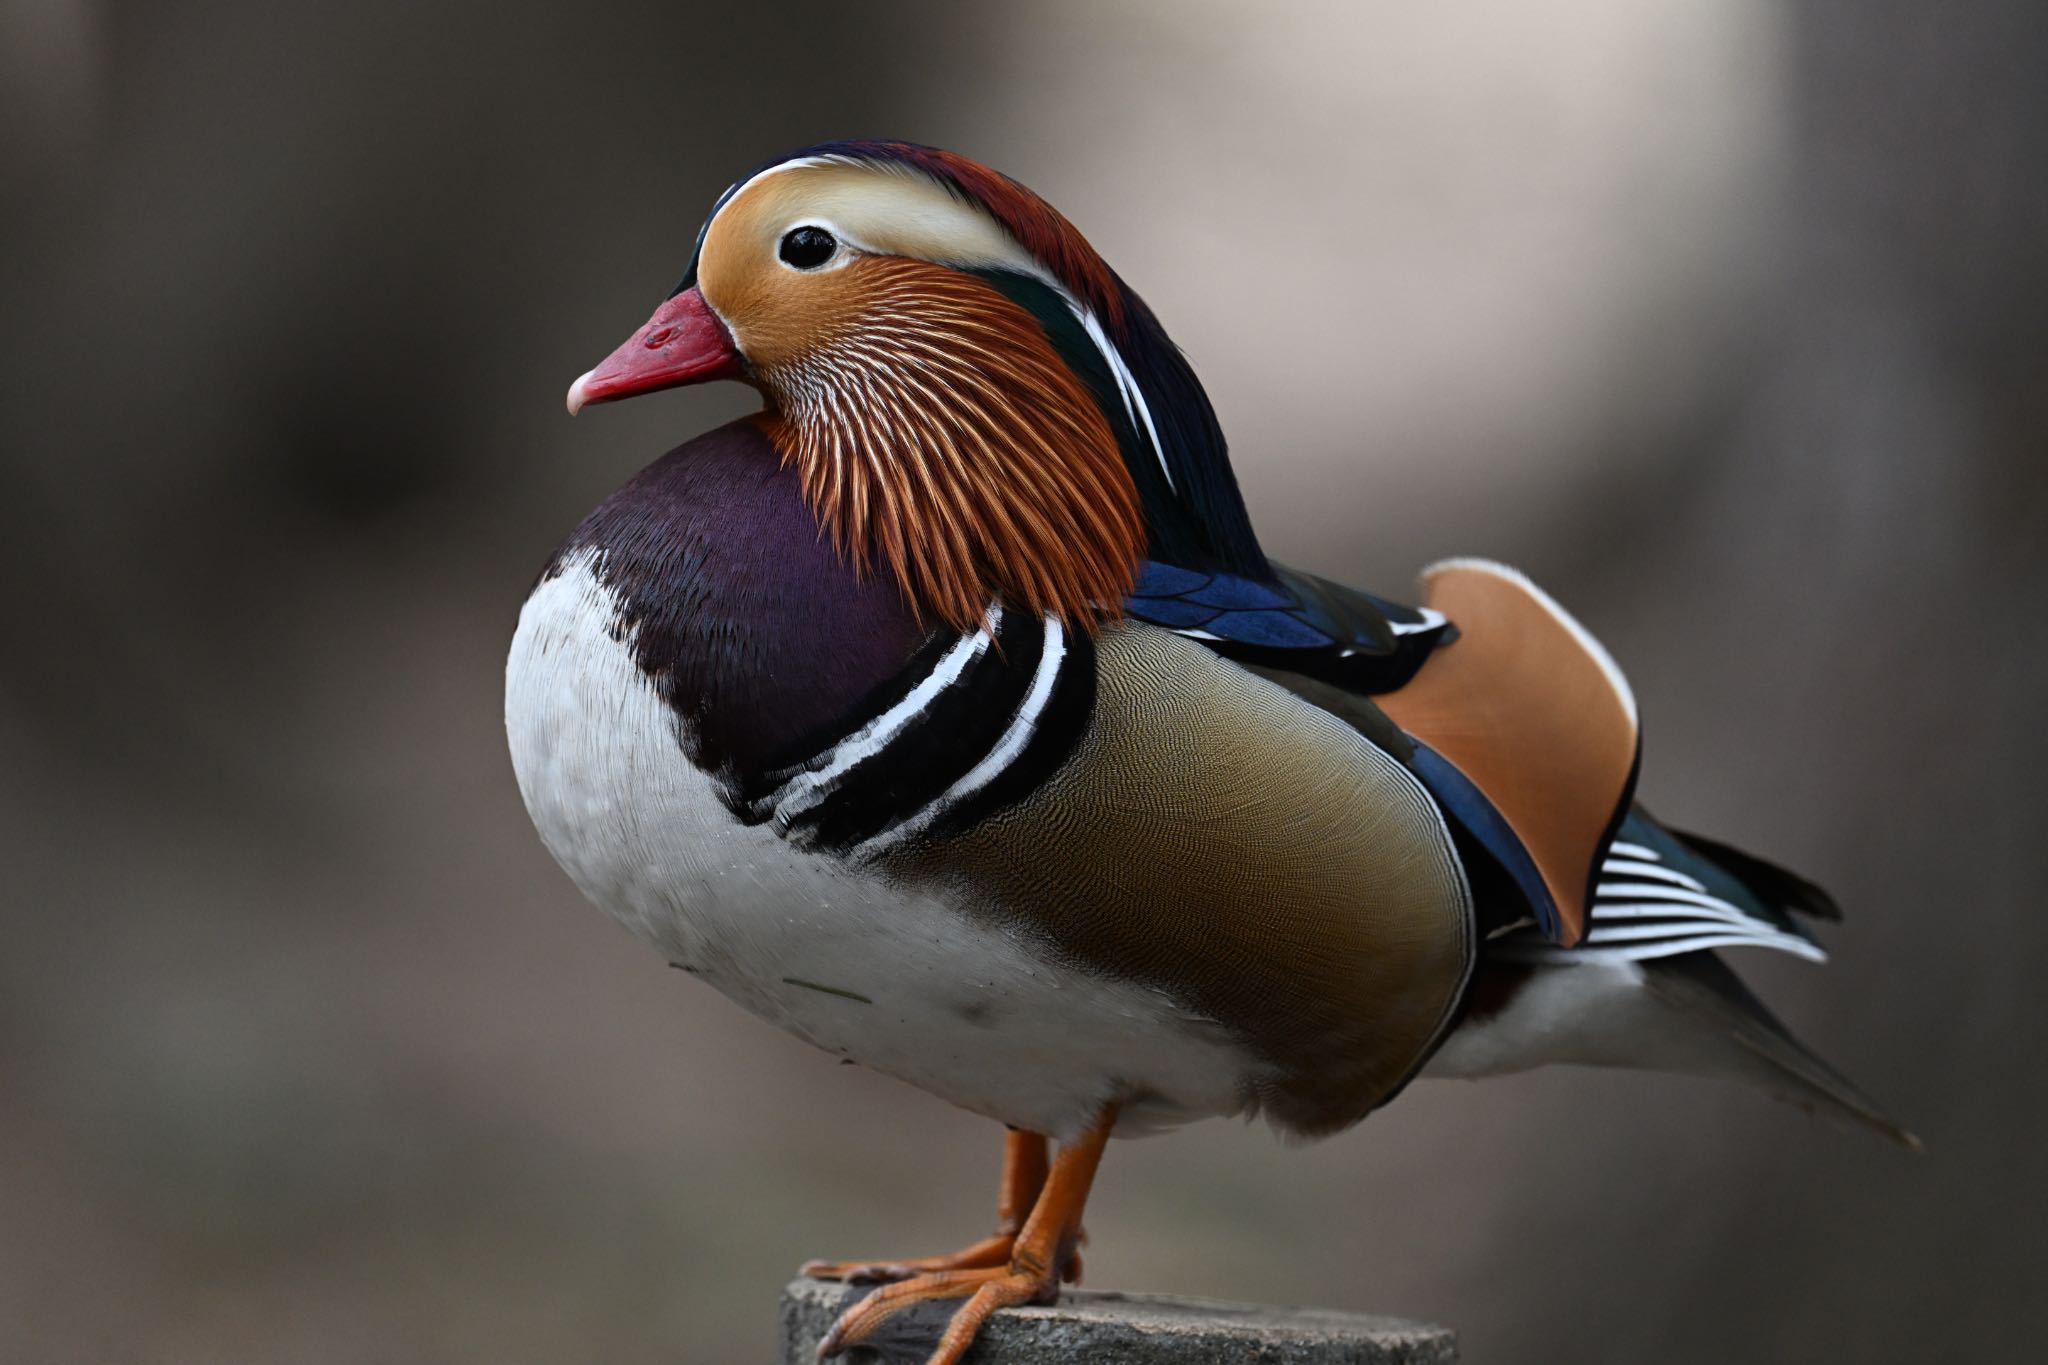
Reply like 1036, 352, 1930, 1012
504, 552, 1256, 1140
1422, 956, 1769, 1085
1424, 960, 1651, 1078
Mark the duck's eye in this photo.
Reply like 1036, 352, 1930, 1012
778, 226, 838, 270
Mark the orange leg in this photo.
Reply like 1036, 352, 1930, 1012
803, 1128, 1063, 1284
817, 1106, 1116, 1364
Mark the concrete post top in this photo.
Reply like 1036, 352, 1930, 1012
780, 1277, 1459, 1364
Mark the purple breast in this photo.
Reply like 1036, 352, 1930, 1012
542, 417, 930, 781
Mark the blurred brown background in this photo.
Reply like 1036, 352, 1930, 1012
3, 2, 2043, 1361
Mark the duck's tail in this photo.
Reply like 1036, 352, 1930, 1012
1639, 950, 1920, 1150
1432, 816, 1919, 1151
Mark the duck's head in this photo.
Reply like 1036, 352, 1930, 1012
567, 141, 1263, 632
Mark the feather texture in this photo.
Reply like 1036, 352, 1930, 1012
528, 138, 1904, 1166
1126, 561, 1452, 693
748, 257, 1145, 634
1375, 559, 1640, 945
682, 140, 1271, 579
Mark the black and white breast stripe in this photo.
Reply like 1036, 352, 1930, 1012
1496, 839, 1827, 965
721, 607, 1096, 857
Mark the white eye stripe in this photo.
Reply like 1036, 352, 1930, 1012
717, 157, 1179, 496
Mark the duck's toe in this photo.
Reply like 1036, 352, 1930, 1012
801, 1232, 1019, 1285
815, 1265, 1057, 1365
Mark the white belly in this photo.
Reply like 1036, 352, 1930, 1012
503, 551, 1255, 1139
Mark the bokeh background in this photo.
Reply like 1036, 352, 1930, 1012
4, 1, 2044, 1361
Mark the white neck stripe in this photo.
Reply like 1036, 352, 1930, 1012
765, 607, 1002, 825
853, 614, 1068, 859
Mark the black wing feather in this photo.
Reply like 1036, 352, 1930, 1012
1125, 560, 1454, 696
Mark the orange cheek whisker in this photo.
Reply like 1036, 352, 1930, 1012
758, 258, 1144, 635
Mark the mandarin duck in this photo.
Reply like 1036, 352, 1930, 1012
506, 141, 1913, 1364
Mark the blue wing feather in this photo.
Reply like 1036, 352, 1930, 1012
1180, 577, 1296, 611
1198, 608, 1334, 648
1130, 561, 1212, 597
1407, 741, 1563, 940
1124, 596, 1222, 629
1124, 559, 1454, 695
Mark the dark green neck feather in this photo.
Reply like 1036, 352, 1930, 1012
974, 269, 1271, 579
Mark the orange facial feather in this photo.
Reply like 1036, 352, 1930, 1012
747, 257, 1144, 634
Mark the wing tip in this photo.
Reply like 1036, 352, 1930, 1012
1647, 953, 1923, 1152
1668, 826, 1845, 923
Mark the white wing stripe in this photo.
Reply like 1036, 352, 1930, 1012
1593, 883, 1747, 913
1497, 834, 1831, 964
1585, 900, 1752, 927
766, 608, 1001, 824
1599, 859, 1707, 892
1604, 930, 1822, 956
1586, 920, 1801, 946
1389, 607, 1449, 637
1066, 300, 1174, 494
1502, 934, 1827, 965
852, 615, 1067, 858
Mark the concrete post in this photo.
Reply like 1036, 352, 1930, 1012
780, 1277, 1458, 1363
